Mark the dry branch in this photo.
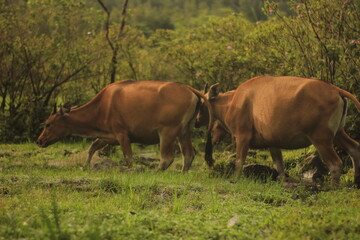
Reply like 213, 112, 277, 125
97, 0, 129, 83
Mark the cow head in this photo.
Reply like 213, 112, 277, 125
37, 103, 72, 148
195, 83, 220, 128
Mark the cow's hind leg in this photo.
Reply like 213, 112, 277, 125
178, 131, 196, 172
334, 129, 360, 188
310, 130, 342, 187
269, 148, 285, 180
86, 139, 108, 167
158, 127, 179, 171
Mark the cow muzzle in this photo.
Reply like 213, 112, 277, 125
36, 138, 48, 148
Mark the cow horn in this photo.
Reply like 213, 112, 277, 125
203, 83, 209, 93
209, 83, 220, 89
209, 83, 220, 100
52, 103, 57, 114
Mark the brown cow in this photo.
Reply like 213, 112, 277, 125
37, 80, 214, 171
198, 76, 360, 187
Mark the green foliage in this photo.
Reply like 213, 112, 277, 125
265, 0, 360, 88
0, 0, 359, 141
0, 0, 107, 141
39, 192, 71, 240
154, 14, 256, 89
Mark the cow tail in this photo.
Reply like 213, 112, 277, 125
188, 87, 215, 167
205, 129, 214, 167
337, 87, 360, 113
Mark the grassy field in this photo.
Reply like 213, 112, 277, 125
1, 141, 360, 240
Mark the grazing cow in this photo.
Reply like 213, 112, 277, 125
198, 76, 360, 187
37, 80, 213, 171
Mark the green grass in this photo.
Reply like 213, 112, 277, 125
1, 142, 360, 239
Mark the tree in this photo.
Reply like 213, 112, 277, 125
0, 0, 104, 141
97, 0, 129, 83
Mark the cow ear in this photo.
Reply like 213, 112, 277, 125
52, 103, 57, 114
203, 83, 209, 93
209, 83, 220, 100
63, 101, 72, 113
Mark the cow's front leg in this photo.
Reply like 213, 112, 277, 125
116, 133, 133, 167
233, 135, 251, 182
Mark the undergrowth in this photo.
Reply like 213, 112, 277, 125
0, 142, 359, 239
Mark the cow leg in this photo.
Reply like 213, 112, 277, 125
234, 135, 251, 180
334, 129, 360, 188
116, 133, 133, 167
158, 127, 179, 171
269, 148, 285, 180
178, 132, 196, 172
86, 139, 108, 167
310, 130, 342, 187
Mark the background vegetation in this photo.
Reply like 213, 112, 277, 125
1, 0, 359, 142
1, 1, 360, 239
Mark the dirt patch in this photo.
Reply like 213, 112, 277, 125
243, 164, 279, 182
283, 181, 325, 201
47, 150, 160, 172
92, 158, 118, 171
0, 185, 10, 195
47, 151, 90, 167
211, 158, 279, 181
0, 152, 12, 158
48, 151, 119, 171
37, 178, 93, 192
134, 156, 159, 169
298, 154, 328, 183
